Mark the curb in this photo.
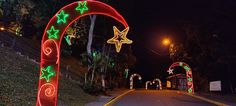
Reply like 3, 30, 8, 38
104, 89, 134, 106
180, 92, 229, 106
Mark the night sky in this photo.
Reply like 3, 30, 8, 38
107, 0, 236, 81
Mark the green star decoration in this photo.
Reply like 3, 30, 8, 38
188, 78, 193, 82
56, 10, 69, 24
47, 26, 59, 39
188, 88, 193, 93
40, 66, 56, 82
76, 1, 88, 14
184, 66, 191, 71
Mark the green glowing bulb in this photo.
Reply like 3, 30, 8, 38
56, 10, 69, 24
40, 66, 56, 82
47, 26, 59, 39
76, 1, 88, 14
188, 78, 193, 82
92, 52, 96, 57
188, 88, 193, 93
184, 66, 190, 71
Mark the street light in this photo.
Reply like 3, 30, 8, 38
162, 38, 171, 46
0, 27, 5, 31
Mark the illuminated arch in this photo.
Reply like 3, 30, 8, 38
145, 81, 152, 90
168, 62, 194, 94
37, 1, 131, 106
152, 78, 162, 90
129, 73, 142, 89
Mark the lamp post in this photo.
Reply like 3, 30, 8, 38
162, 38, 176, 59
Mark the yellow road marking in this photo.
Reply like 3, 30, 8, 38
104, 89, 134, 106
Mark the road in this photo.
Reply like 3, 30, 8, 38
110, 90, 216, 106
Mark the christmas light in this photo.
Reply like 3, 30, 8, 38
168, 62, 194, 94
129, 73, 142, 89
56, 10, 69, 24
44, 47, 52, 55
167, 68, 174, 75
107, 26, 132, 52
47, 26, 59, 39
184, 66, 190, 71
76, 1, 88, 14
64, 35, 72, 46
40, 66, 56, 82
145, 81, 152, 90
37, 0, 130, 105
124, 68, 129, 78
37, 83, 56, 106
153, 78, 162, 90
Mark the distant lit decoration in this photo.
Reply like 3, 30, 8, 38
145, 81, 152, 90
129, 73, 142, 89
124, 68, 129, 78
64, 35, 72, 46
76, 1, 88, 14
40, 66, 56, 82
37, 0, 130, 105
153, 78, 162, 90
47, 26, 59, 39
167, 81, 171, 88
167, 68, 174, 75
107, 26, 132, 52
56, 10, 69, 24
167, 62, 194, 94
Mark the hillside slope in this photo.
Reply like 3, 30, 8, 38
0, 47, 97, 106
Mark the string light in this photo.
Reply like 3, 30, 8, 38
145, 81, 152, 90
129, 73, 142, 89
153, 78, 162, 90
167, 68, 174, 75
40, 66, 56, 82
76, 1, 88, 14
56, 10, 69, 24
64, 35, 72, 46
107, 26, 132, 52
47, 26, 59, 39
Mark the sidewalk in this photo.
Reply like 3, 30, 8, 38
181, 91, 236, 106
85, 88, 131, 106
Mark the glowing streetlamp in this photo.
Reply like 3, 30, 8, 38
0, 27, 5, 31
162, 38, 171, 46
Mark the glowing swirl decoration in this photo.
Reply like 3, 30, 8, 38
152, 78, 162, 90
145, 81, 152, 90
167, 62, 194, 94
37, 83, 56, 106
37, 0, 130, 106
129, 73, 142, 89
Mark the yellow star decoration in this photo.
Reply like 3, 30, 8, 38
107, 26, 132, 52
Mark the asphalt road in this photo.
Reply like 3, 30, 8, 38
111, 90, 216, 106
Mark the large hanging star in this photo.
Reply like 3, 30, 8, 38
40, 66, 56, 82
167, 68, 174, 75
107, 26, 132, 52
56, 10, 69, 24
76, 1, 88, 14
47, 26, 59, 39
